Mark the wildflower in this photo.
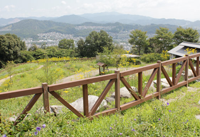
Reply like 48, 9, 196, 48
159, 118, 161, 121
132, 129, 135, 131
34, 132, 38, 135
110, 127, 112, 130
169, 110, 171, 112
2, 135, 7, 137
119, 133, 123, 135
42, 124, 46, 128
36, 127, 41, 131
167, 102, 169, 106
134, 119, 136, 121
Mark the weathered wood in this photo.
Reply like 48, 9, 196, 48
197, 57, 199, 76
172, 63, 176, 85
50, 91, 83, 117
138, 72, 143, 97
175, 61, 186, 85
120, 92, 159, 111
162, 56, 187, 66
0, 87, 43, 100
188, 75, 200, 83
14, 93, 42, 125
49, 73, 117, 91
185, 55, 189, 87
161, 81, 187, 95
189, 53, 200, 58
115, 70, 120, 110
83, 84, 89, 117
157, 61, 161, 99
121, 64, 159, 77
189, 59, 197, 77
161, 66, 173, 86
142, 68, 158, 97
89, 79, 115, 116
42, 83, 50, 113
120, 77, 140, 100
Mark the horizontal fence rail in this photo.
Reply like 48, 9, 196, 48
1, 53, 200, 125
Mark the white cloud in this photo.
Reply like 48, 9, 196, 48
4, 5, 15, 12
61, 1, 66, 5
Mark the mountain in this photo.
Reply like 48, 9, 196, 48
51, 15, 91, 24
0, 12, 200, 28
0, 19, 76, 38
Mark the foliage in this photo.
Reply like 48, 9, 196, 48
150, 27, 173, 53
141, 51, 169, 63
173, 26, 200, 45
58, 39, 75, 49
77, 30, 113, 57
0, 33, 27, 66
129, 29, 149, 55
185, 48, 197, 55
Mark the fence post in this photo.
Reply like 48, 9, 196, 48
157, 60, 161, 99
172, 63, 176, 86
83, 84, 89, 117
185, 54, 189, 87
115, 70, 120, 111
42, 83, 50, 113
138, 72, 142, 97
197, 56, 199, 76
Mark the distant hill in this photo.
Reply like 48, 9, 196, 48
0, 19, 179, 39
0, 19, 76, 38
0, 12, 200, 28
51, 15, 91, 24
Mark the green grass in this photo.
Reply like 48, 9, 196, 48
1, 61, 200, 136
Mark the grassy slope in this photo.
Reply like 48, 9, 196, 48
1, 62, 200, 136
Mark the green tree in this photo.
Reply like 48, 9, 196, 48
0, 34, 26, 66
79, 30, 113, 57
129, 29, 149, 55
173, 27, 200, 45
58, 39, 75, 49
151, 27, 173, 53
77, 38, 85, 57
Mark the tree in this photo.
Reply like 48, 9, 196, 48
58, 39, 75, 49
0, 34, 27, 66
173, 27, 199, 45
129, 29, 149, 55
76, 38, 85, 57
151, 27, 173, 53
79, 30, 113, 57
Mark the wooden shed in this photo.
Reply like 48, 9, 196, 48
97, 62, 107, 75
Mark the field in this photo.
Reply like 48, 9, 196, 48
0, 58, 200, 137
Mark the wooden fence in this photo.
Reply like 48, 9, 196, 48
0, 53, 200, 125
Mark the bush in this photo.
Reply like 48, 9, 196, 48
141, 52, 169, 63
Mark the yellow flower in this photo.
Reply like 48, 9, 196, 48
64, 90, 69, 93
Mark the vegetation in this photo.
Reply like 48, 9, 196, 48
0, 59, 200, 136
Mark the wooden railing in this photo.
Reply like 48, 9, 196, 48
1, 53, 200, 125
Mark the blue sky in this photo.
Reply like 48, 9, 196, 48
0, 0, 199, 21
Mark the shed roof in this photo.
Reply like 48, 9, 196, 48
168, 42, 200, 57
97, 62, 107, 67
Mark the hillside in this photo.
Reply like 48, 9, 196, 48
0, 19, 179, 39
0, 19, 76, 38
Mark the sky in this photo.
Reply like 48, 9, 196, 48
0, 0, 199, 21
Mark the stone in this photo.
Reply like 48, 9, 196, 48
195, 115, 200, 120
70, 95, 107, 112
198, 100, 200, 105
36, 105, 64, 115
111, 86, 138, 98
154, 78, 171, 88
182, 69, 194, 77
8, 115, 17, 122
106, 97, 115, 104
